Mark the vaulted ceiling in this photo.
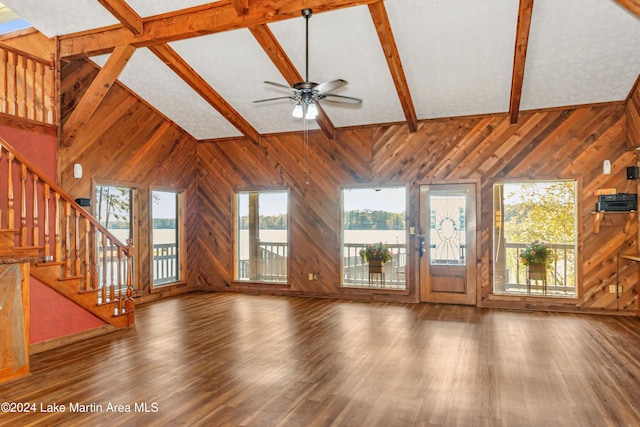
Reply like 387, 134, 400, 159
3, 0, 640, 143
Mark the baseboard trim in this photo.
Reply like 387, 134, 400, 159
30, 325, 116, 354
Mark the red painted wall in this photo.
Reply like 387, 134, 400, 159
30, 277, 105, 343
0, 125, 107, 344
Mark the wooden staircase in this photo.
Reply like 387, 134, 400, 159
0, 138, 134, 328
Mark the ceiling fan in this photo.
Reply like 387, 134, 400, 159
253, 8, 363, 120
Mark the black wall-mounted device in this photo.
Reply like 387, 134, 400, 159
627, 166, 639, 180
75, 198, 91, 207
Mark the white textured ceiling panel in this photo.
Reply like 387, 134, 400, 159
94, 49, 242, 139
386, 0, 519, 120
126, 0, 217, 18
268, 6, 405, 128
170, 29, 318, 135
521, 0, 640, 110
1, 0, 116, 37
4, 0, 640, 141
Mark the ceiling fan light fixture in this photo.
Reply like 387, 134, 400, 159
305, 101, 318, 120
292, 103, 304, 118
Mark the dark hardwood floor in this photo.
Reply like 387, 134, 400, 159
1, 292, 640, 426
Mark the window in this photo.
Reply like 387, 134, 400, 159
493, 181, 577, 297
236, 190, 288, 283
342, 187, 407, 289
95, 184, 134, 244
151, 189, 183, 287
95, 184, 136, 291
0, 4, 31, 34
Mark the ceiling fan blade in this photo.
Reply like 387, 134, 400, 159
315, 79, 348, 94
253, 96, 294, 103
264, 81, 294, 90
320, 93, 363, 105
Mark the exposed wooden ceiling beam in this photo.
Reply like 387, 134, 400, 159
97, 0, 143, 35
61, 44, 136, 147
229, 0, 250, 16
148, 43, 261, 144
249, 24, 336, 140
614, 0, 640, 17
368, 1, 417, 132
508, 0, 534, 124
59, 0, 380, 59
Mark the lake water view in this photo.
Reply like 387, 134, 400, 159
109, 229, 407, 258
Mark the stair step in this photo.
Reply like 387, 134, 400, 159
34, 260, 64, 267
58, 275, 84, 282
0, 246, 42, 258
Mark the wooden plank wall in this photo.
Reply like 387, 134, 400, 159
628, 77, 640, 151
198, 103, 639, 314
58, 59, 199, 298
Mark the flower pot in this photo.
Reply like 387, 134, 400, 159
368, 260, 385, 274
527, 264, 546, 281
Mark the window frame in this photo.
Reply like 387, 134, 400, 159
234, 188, 290, 285
340, 185, 409, 291
149, 186, 186, 290
492, 179, 579, 298
92, 179, 140, 292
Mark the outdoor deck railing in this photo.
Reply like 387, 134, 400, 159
343, 243, 407, 289
497, 242, 576, 296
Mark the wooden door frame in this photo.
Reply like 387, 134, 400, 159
418, 181, 480, 305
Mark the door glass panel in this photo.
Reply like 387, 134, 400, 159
429, 194, 466, 266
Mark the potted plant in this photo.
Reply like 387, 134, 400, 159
359, 242, 392, 273
519, 241, 555, 281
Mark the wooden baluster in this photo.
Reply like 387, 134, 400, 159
101, 234, 108, 291
54, 193, 61, 262
74, 209, 81, 276
110, 241, 115, 299
84, 218, 90, 290
43, 184, 50, 259
49, 55, 55, 125
20, 163, 27, 246
7, 152, 14, 229
117, 244, 123, 296
63, 201, 71, 277
118, 291, 123, 316
21, 56, 27, 119
125, 239, 135, 325
1, 49, 7, 114
101, 280, 107, 303
37, 62, 45, 122
91, 226, 99, 290
32, 174, 39, 248
29, 59, 36, 121
10, 51, 17, 116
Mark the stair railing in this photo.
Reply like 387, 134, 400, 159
0, 43, 55, 125
0, 137, 134, 325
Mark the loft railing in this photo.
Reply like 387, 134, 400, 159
0, 137, 134, 324
0, 43, 55, 125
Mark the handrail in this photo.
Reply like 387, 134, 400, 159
0, 137, 128, 250
0, 42, 54, 67
0, 136, 134, 325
